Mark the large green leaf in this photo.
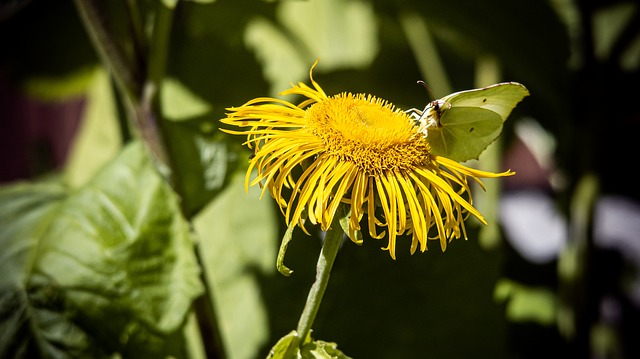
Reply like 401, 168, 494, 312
0, 142, 203, 358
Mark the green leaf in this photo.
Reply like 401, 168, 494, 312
494, 279, 556, 325
277, 207, 310, 277
244, 17, 308, 97
162, 77, 213, 122
162, 117, 237, 217
193, 171, 278, 359
266, 331, 299, 359
0, 142, 203, 358
412, 82, 529, 162
160, 0, 178, 9
23, 66, 98, 101
337, 204, 362, 245
277, 0, 378, 71
266, 331, 352, 359
301, 339, 352, 359
277, 222, 297, 277
159, 76, 235, 216
245, 0, 378, 96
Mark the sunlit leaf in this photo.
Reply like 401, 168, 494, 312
245, 0, 378, 96
266, 331, 298, 359
0, 142, 203, 358
277, 222, 297, 277
162, 77, 213, 121
244, 16, 308, 97
338, 204, 362, 244
23, 66, 97, 101
277, 0, 378, 71
266, 330, 353, 359
301, 339, 352, 359
160, 0, 178, 9
592, 2, 639, 69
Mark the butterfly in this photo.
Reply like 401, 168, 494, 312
405, 82, 529, 162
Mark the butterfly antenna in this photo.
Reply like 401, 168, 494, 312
416, 80, 434, 101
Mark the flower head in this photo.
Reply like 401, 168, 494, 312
221, 61, 514, 259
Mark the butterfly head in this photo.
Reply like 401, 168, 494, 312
405, 81, 452, 138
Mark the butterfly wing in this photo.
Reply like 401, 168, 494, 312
442, 82, 529, 122
427, 82, 529, 162
428, 107, 503, 162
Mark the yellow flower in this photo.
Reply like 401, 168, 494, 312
221, 61, 514, 259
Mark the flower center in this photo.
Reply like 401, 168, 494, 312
305, 93, 432, 174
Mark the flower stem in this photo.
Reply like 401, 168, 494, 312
294, 220, 344, 346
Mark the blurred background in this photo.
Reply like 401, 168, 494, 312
1, 0, 639, 358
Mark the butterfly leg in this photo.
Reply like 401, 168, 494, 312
404, 108, 423, 121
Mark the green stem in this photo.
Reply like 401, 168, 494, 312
73, 0, 169, 168
145, 2, 173, 95
294, 220, 344, 346
73, 0, 141, 105
135, 1, 175, 177
124, 0, 148, 76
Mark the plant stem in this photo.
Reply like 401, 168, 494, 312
294, 220, 344, 346
124, 0, 147, 72
136, 0, 174, 177
73, 0, 172, 168
145, 2, 172, 96
73, 0, 141, 106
